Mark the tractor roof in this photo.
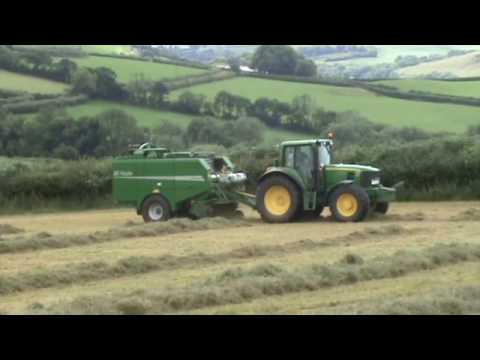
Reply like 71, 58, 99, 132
281, 139, 333, 147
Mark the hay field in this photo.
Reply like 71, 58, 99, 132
1, 202, 480, 315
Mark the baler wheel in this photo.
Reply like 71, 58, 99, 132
142, 195, 172, 223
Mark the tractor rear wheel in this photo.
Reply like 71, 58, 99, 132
374, 202, 390, 215
256, 175, 300, 223
329, 184, 370, 223
142, 195, 172, 223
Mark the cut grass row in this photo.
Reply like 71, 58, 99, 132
25, 242, 480, 314
169, 76, 480, 133
0, 217, 251, 255
321, 284, 480, 315
0, 224, 418, 296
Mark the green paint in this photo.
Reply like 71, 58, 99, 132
114, 139, 396, 222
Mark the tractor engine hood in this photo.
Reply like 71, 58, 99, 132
325, 164, 380, 173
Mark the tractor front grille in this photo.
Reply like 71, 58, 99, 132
360, 171, 382, 187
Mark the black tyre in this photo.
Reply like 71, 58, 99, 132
329, 184, 370, 223
256, 175, 301, 223
374, 202, 390, 215
142, 195, 172, 223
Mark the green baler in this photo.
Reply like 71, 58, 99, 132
113, 143, 254, 222
113, 139, 398, 223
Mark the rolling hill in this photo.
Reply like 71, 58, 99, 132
399, 51, 480, 78
13, 45, 137, 56
376, 79, 480, 98
72, 55, 208, 83
169, 76, 480, 133
63, 100, 306, 145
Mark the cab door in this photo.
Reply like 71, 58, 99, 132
290, 145, 315, 190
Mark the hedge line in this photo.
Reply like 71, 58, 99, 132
0, 159, 112, 201
358, 83, 480, 107
1, 95, 89, 114
86, 52, 211, 70
442, 77, 480, 82
0, 95, 34, 106
241, 73, 355, 87
0, 88, 27, 98
242, 73, 480, 107
12, 45, 86, 58
162, 71, 236, 91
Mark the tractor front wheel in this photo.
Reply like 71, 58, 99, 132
142, 195, 172, 223
374, 202, 390, 215
256, 175, 300, 223
329, 185, 370, 223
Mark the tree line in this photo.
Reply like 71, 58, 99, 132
0, 108, 146, 159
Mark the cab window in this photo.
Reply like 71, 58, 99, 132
294, 146, 313, 177
285, 147, 295, 168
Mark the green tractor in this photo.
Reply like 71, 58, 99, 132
112, 138, 397, 223
255, 138, 396, 223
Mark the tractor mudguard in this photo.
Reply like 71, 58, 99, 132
325, 180, 355, 202
258, 167, 305, 192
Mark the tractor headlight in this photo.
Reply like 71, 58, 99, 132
371, 177, 381, 186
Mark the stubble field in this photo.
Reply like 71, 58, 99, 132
0, 202, 479, 315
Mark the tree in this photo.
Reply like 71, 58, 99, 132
251, 45, 299, 75
53, 144, 80, 160
185, 117, 232, 147
71, 68, 97, 96
225, 117, 265, 146
54, 58, 78, 83
93, 67, 126, 100
127, 73, 152, 105
295, 58, 317, 77
227, 57, 241, 73
285, 95, 316, 130
152, 120, 186, 150
253, 98, 288, 127
150, 81, 169, 107
24, 52, 52, 71
0, 46, 19, 70
96, 110, 146, 156
213, 91, 252, 120
176, 91, 206, 114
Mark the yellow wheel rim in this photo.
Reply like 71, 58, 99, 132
337, 193, 359, 218
264, 186, 292, 216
